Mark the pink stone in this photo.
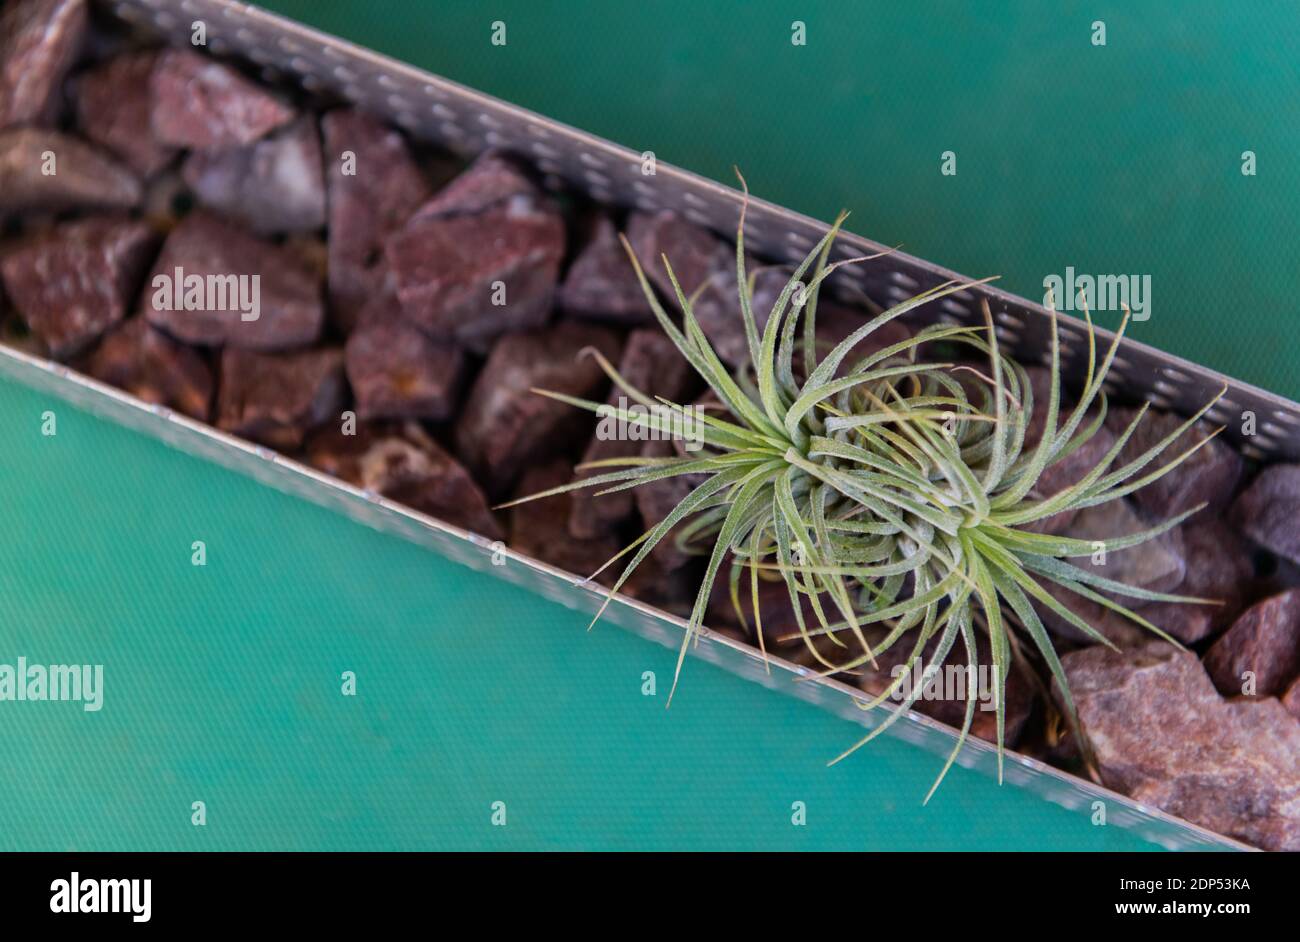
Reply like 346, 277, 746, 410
216, 346, 344, 451
81, 317, 212, 421
0, 0, 87, 128
142, 212, 323, 351
344, 320, 466, 421
1204, 589, 1300, 697
410, 151, 536, 219
386, 154, 564, 352
0, 216, 157, 357
1060, 641, 1300, 850
558, 215, 653, 325
1109, 405, 1244, 520
625, 210, 729, 305
320, 107, 430, 332
150, 48, 295, 150
0, 128, 141, 213
1232, 464, 1300, 566
510, 459, 622, 584
304, 421, 502, 541
568, 329, 696, 540
182, 115, 325, 235
73, 51, 178, 177
454, 321, 622, 496
634, 438, 706, 573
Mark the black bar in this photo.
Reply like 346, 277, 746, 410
0, 851, 1283, 928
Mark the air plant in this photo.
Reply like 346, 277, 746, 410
505, 174, 1224, 797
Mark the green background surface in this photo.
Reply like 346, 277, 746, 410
0, 375, 1158, 851
5, 0, 1296, 851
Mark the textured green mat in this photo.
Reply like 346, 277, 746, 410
8, 0, 1292, 851
0, 379, 1159, 849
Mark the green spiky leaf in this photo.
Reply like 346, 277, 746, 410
511, 174, 1226, 797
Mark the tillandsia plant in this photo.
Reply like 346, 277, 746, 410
504, 173, 1227, 797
